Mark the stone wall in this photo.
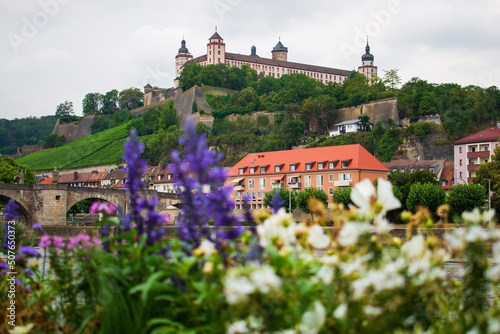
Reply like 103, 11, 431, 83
396, 132, 453, 161
331, 97, 399, 128
52, 114, 100, 144
227, 111, 276, 124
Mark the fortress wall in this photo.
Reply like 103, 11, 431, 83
52, 114, 99, 144
332, 97, 399, 127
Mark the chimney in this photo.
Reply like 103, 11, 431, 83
73, 171, 78, 181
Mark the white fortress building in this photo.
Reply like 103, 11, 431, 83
172, 29, 377, 88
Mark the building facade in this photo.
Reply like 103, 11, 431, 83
226, 144, 389, 209
329, 119, 373, 137
454, 125, 500, 183
172, 30, 377, 89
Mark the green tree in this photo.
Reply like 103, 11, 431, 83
296, 187, 328, 218
472, 146, 500, 213
263, 188, 297, 213
388, 170, 439, 210
0, 155, 35, 184
208, 94, 226, 110
119, 88, 144, 111
101, 89, 119, 114
67, 199, 93, 216
55, 100, 76, 122
406, 182, 446, 215
446, 183, 487, 218
82, 92, 103, 115
331, 187, 352, 207
383, 69, 402, 90
45, 134, 66, 148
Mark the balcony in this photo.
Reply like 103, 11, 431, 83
467, 164, 480, 172
467, 151, 489, 159
233, 185, 245, 191
334, 180, 352, 187
289, 182, 302, 189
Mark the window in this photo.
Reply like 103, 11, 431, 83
249, 167, 256, 174
341, 161, 348, 168
329, 162, 334, 169
441, 180, 447, 186
275, 166, 281, 172
290, 164, 296, 171
329, 175, 334, 182
318, 163, 324, 170
257, 191, 262, 201
460, 159, 462, 166
306, 164, 311, 171
304, 176, 311, 187
472, 147, 476, 152
260, 166, 266, 173
339, 173, 352, 181
248, 179, 254, 189
460, 172, 463, 178
239, 168, 245, 175
55, 195, 61, 200
252, 192, 256, 201
259, 178, 266, 189
317, 175, 323, 187
329, 188, 334, 195
158, 175, 161, 180
236, 192, 240, 202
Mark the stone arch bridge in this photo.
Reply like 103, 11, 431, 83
0, 184, 181, 226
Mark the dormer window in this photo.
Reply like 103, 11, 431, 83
260, 165, 269, 173
290, 165, 296, 172
274, 164, 284, 173
249, 167, 257, 174
238, 167, 248, 175
341, 159, 352, 168
305, 162, 315, 171
329, 160, 339, 169
318, 163, 323, 170
158, 175, 161, 180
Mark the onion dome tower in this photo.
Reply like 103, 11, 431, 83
174, 38, 193, 88
358, 39, 377, 81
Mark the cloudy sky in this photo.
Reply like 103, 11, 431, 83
1, 0, 500, 119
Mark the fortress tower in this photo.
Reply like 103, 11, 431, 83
358, 39, 377, 81
174, 39, 193, 88
271, 39, 288, 61
206, 29, 226, 65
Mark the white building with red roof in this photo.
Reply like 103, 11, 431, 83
226, 144, 389, 209
454, 125, 500, 183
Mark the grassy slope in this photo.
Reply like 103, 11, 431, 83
17, 123, 130, 171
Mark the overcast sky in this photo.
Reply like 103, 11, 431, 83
1, 0, 500, 120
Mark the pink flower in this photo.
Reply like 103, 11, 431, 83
68, 233, 100, 249
52, 236, 65, 249
90, 202, 117, 217
39, 235, 51, 248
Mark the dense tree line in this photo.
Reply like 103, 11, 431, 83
0, 116, 58, 155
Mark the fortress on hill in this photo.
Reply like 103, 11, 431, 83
144, 29, 377, 106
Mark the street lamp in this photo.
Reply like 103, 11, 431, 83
484, 178, 492, 227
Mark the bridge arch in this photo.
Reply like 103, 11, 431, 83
0, 194, 34, 226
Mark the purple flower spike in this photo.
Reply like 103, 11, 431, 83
32, 223, 42, 232
170, 118, 243, 252
4, 199, 19, 221
270, 190, 285, 214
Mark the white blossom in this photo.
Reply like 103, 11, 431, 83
307, 224, 331, 249
314, 265, 334, 285
402, 235, 425, 259
338, 222, 370, 247
340, 257, 364, 276
298, 301, 326, 334
224, 275, 255, 305
486, 266, 500, 282
464, 226, 489, 243
364, 305, 383, 316
444, 229, 466, 252
257, 208, 297, 251
492, 241, 500, 264
227, 320, 248, 334
198, 239, 216, 256
407, 254, 432, 276
333, 303, 348, 319
350, 178, 401, 218
250, 266, 282, 294
488, 318, 500, 333
462, 208, 496, 225
320, 254, 339, 266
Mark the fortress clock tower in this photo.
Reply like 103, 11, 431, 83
174, 39, 193, 88
358, 39, 377, 81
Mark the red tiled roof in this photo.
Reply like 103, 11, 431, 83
187, 52, 352, 77
454, 126, 500, 144
441, 161, 455, 190
228, 144, 389, 177
39, 177, 52, 184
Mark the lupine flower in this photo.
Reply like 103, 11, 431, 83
32, 223, 42, 232
24, 268, 34, 277
170, 119, 243, 251
19, 246, 39, 258
270, 190, 285, 214
121, 129, 147, 234
39, 235, 51, 248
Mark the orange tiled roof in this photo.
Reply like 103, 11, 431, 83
228, 144, 389, 177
